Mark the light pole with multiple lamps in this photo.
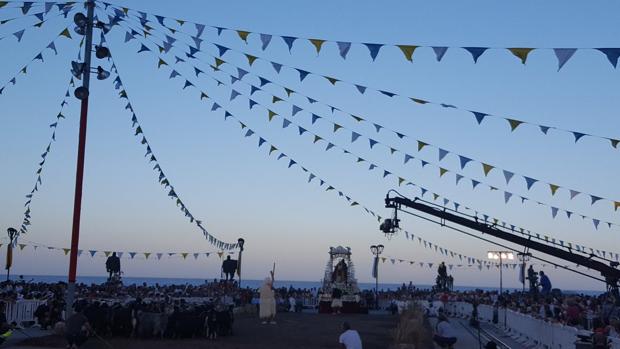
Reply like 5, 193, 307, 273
517, 252, 531, 293
237, 238, 245, 288
487, 250, 514, 328
370, 244, 384, 309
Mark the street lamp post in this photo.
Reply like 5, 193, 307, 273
487, 250, 514, 328
5, 228, 17, 282
237, 238, 245, 288
370, 244, 384, 310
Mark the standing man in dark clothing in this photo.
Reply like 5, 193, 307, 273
539, 271, 552, 295
105, 252, 121, 281
527, 265, 538, 294
221, 256, 238, 281
65, 305, 91, 349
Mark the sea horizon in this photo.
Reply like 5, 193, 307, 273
5, 274, 604, 295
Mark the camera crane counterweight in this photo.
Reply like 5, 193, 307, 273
381, 192, 620, 296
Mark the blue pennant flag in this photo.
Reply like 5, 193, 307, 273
364, 43, 383, 61
351, 132, 361, 142
355, 85, 367, 94
155, 15, 165, 26
325, 143, 335, 151
503, 170, 514, 184
13, 30, 25, 42
169, 70, 180, 79
456, 174, 464, 184
277, 153, 287, 160
249, 99, 258, 108
379, 90, 396, 97
311, 114, 320, 124
282, 36, 297, 52
337, 42, 351, 59
183, 80, 193, 89
573, 132, 587, 143
237, 68, 249, 79
259, 77, 270, 86
194, 67, 203, 77
34, 53, 43, 61
471, 180, 480, 188
524, 176, 538, 190
297, 69, 310, 81
368, 164, 377, 170
271, 62, 283, 73
215, 44, 229, 57
124, 31, 134, 43
258, 138, 266, 147
404, 154, 414, 164
590, 195, 603, 205
244, 130, 254, 137
458, 156, 472, 169
463, 47, 488, 63
298, 126, 307, 135
432, 47, 448, 62
292, 105, 302, 116
383, 170, 391, 178
282, 119, 291, 128
195, 23, 206, 37
260, 34, 272, 50
192, 36, 203, 49
250, 85, 260, 95
138, 44, 150, 53
288, 159, 297, 168
471, 111, 487, 124
553, 48, 577, 71
539, 125, 551, 134
163, 42, 174, 53
308, 173, 316, 182
395, 132, 405, 139
215, 27, 225, 35
22, 2, 33, 14
35, 12, 44, 21
230, 90, 241, 100
373, 124, 382, 132
596, 48, 620, 68
438, 148, 449, 161
211, 103, 220, 111
369, 139, 378, 148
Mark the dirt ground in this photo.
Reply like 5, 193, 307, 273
13, 312, 399, 349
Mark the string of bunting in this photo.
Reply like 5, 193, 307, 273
381, 255, 560, 271
3, 239, 231, 261
0, 25, 74, 96
104, 9, 620, 216
104, 5, 620, 152
0, 2, 76, 42
125, 34, 620, 263
17, 37, 82, 237
0, 2, 73, 13
99, 1, 620, 69
123, 33, 618, 233
104, 34, 238, 250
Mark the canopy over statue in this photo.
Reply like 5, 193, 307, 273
318, 246, 367, 314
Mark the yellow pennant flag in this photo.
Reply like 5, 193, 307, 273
439, 168, 448, 177
433, 193, 439, 200
122, 7, 129, 15
104, 251, 111, 257
615, 201, 620, 211
269, 145, 278, 155
309, 39, 325, 54
398, 177, 405, 186
18, 244, 26, 251
176, 19, 185, 26
63, 248, 71, 255
417, 141, 427, 151
285, 88, 294, 97
549, 184, 560, 195
482, 163, 494, 176
157, 58, 167, 68
313, 135, 322, 143
507, 118, 524, 131
272, 96, 282, 103
144, 252, 151, 259
397, 45, 418, 62
59, 28, 71, 39
0, 2, 8, 8
381, 257, 386, 263
333, 124, 343, 132
325, 76, 338, 85
181, 253, 189, 259
245, 54, 257, 66
410, 98, 428, 104
215, 58, 225, 67
508, 48, 534, 64
237, 30, 250, 43
268, 110, 277, 121
158, 46, 164, 54
217, 251, 224, 258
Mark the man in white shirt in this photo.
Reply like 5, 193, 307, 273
434, 314, 457, 348
339, 322, 362, 349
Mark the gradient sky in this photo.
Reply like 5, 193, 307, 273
0, 0, 618, 291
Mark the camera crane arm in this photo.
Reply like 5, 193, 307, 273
382, 193, 620, 296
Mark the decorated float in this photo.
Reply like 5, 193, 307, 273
318, 246, 368, 314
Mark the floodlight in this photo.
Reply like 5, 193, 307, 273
74, 86, 89, 100
73, 12, 87, 27
71, 61, 84, 79
74, 25, 86, 36
95, 21, 111, 34
95, 46, 110, 59
487, 252, 494, 259
95, 66, 110, 80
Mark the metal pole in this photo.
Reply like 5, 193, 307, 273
65, 0, 94, 318
238, 249, 243, 288
375, 255, 379, 310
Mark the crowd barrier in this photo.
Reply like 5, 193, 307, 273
5, 300, 47, 326
444, 301, 620, 349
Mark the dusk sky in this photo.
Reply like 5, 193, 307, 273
0, 0, 618, 291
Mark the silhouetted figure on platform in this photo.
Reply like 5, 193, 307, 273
436, 262, 448, 291
221, 256, 238, 281
539, 271, 552, 295
105, 252, 121, 281
526, 265, 538, 294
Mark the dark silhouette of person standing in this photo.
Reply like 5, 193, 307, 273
221, 256, 238, 281
105, 252, 121, 281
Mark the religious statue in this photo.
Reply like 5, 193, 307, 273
331, 259, 348, 283
221, 256, 238, 281
105, 252, 121, 281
